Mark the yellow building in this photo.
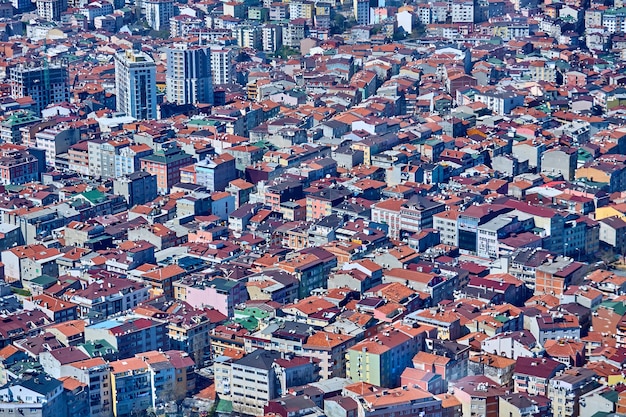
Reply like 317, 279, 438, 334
575, 166, 611, 185
315, 3, 330, 16
289, 0, 314, 19
608, 373, 626, 386
595, 206, 626, 221
351, 141, 373, 165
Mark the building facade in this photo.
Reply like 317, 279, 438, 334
113, 171, 158, 207
9, 64, 70, 114
144, 0, 174, 30
140, 143, 194, 193
166, 44, 214, 106
114, 50, 157, 120
210, 47, 236, 85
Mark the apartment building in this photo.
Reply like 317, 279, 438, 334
451, 376, 508, 417
346, 328, 420, 388
114, 50, 157, 120
276, 253, 330, 299
433, 210, 461, 246
166, 44, 214, 106
0, 372, 67, 417
223, 349, 317, 415
60, 358, 112, 417
144, 0, 174, 30
513, 357, 566, 396
0, 145, 41, 185
303, 331, 356, 379
84, 315, 168, 359
451, 0, 474, 22
9, 64, 70, 114
109, 357, 153, 417
371, 196, 445, 240
210, 47, 236, 85
140, 143, 194, 193
195, 153, 237, 192
68, 276, 150, 322
548, 368, 599, 417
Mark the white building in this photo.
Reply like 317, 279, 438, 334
79, 1, 113, 25
397, 9, 413, 33
262, 24, 282, 52
481, 331, 541, 359
416, 5, 432, 24
210, 47, 235, 85
433, 210, 459, 246
0, 372, 67, 417
216, 350, 280, 415
235, 25, 261, 49
144, 0, 175, 30
36, 0, 67, 21
282, 19, 306, 47
114, 50, 157, 120
94, 15, 117, 31
474, 91, 524, 115
217, 350, 317, 416
170, 14, 204, 37
451, 0, 474, 22
166, 43, 214, 105
34, 127, 79, 168
602, 11, 626, 33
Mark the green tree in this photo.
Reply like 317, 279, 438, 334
393, 27, 406, 41
332, 13, 346, 34
206, 401, 217, 417
345, 15, 357, 29
149, 29, 170, 39
275, 45, 300, 59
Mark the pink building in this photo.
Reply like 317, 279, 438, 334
177, 277, 247, 317
566, 70, 586, 87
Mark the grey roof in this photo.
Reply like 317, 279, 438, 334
230, 203, 262, 218
308, 187, 351, 202
0, 223, 19, 234
480, 216, 515, 232
323, 120, 349, 129
552, 368, 598, 385
234, 349, 281, 370
601, 216, 626, 230
13, 372, 62, 395
273, 321, 317, 337
501, 394, 538, 410
405, 195, 444, 210
511, 248, 551, 268
310, 377, 352, 394
312, 214, 344, 229
127, 171, 153, 180
311, 157, 337, 168
488, 329, 537, 347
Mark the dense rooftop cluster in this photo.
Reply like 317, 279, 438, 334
1, 0, 626, 416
